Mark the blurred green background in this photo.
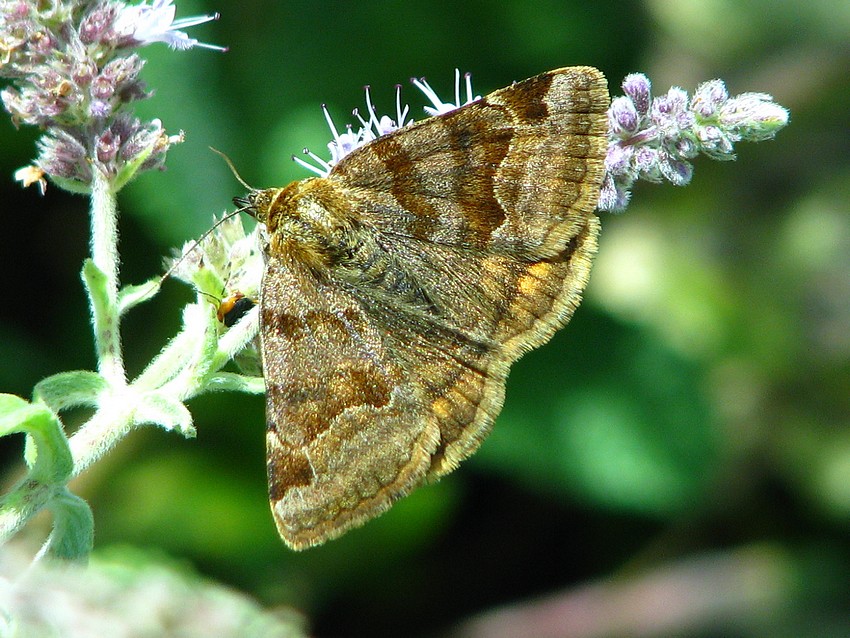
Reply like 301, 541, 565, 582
1, 0, 848, 636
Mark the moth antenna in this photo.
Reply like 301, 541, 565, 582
209, 146, 256, 192
154, 203, 254, 290
138, 149, 259, 300
196, 289, 222, 306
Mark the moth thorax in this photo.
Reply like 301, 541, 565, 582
251, 182, 300, 229
266, 178, 356, 266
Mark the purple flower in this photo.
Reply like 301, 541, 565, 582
622, 73, 651, 116
2, 0, 222, 192
598, 73, 789, 212
609, 96, 640, 136
605, 143, 633, 174
691, 79, 728, 118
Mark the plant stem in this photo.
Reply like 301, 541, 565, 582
0, 305, 262, 547
89, 169, 125, 386
67, 399, 136, 476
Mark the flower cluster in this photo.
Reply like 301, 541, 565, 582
170, 212, 264, 310
0, 0, 222, 193
600, 73, 790, 211
168, 211, 264, 373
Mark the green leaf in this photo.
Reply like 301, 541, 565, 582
118, 277, 163, 316
111, 137, 158, 192
134, 392, 196, 438
81, 258, 112, 352
33, 371, 108, 413
0, 393, 32, 425
202, 372, 266, 395
81, 259, 111, 332
0, 393, 72, 484
81, 258, 108, 299
46, 174, 92, 195
191, 265, 227, 302
44, 489, 94, 562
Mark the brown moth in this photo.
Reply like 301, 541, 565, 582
238, 66, 609, 550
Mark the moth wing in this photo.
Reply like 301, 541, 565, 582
261, 254, 441, 550
360, 215, 598, 479
329, 66, 608, 259
262, 212, 597, 550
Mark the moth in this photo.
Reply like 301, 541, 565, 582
236, 66, 609, 549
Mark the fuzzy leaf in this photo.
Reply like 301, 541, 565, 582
46, 174, 92, 195
33, 371, 108, 413
0, 394, 72, 484
134, 392, 195, 438
202, 372, 266, 394
191, 265, 228, 302
44, 489, 94, 562
81, 258, 112, 346
118, 278, 163, 315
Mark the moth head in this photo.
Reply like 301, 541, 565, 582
233, 188, 278, 225
237, 182, 302, 230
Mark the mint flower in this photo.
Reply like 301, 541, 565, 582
412, 68, 481, 116
0, 0, 223, 192
599, 73, 790, 211
115, 0, 226, 51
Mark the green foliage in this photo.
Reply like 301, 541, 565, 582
0, 394, 71, 485
46, 490, 94, 561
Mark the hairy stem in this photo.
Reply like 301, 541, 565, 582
89, 169, 125, 385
